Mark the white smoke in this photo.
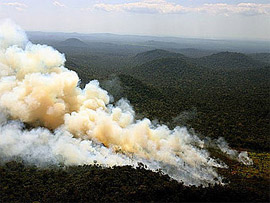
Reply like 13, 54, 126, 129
0, 19, 28, 50
216, 137, 253, 165
0, 19, 252, 186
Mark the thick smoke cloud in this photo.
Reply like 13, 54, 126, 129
0, 19, 252, 186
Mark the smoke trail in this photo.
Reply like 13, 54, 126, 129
0, 19, 252, 186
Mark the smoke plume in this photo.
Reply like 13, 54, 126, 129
0, 19, 252, 186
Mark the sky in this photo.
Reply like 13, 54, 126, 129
0, 0, 269, 40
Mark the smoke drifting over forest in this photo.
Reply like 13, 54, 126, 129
0, 19, 252, 186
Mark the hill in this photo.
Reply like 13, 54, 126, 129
57, 38, 88, 47
126, 57, 199, 88
176, 48, 216, 58
121, 54, 270, 151
132, 49, 185, 65
62, 47, 270, 151
193, 52, 266, 69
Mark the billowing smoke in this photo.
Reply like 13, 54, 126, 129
0, 19, 252, 186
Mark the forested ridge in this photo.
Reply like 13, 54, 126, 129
65, 49, 270, 151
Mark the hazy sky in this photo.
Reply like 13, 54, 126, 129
0, 0, 269, 40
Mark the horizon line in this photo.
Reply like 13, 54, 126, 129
26, 30, 270, 42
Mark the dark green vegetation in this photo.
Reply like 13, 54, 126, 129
249, 53, 270, 65
194, 52, 268, 69
0, 157, 269, 202
64, 47, 269, 152
131, 49, 185, 65
1, 36, 270, 202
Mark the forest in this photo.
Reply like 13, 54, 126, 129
1, 35, 269, 202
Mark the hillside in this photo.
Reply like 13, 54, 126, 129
119, 53, 270, 151
132, 49, 185, 65
248, 53, 270, 65
125, 57, 199, 88
175, 48, 216, 58
63, 47, 270, 151
57, 38, 88, 47
193, 52, 266, 69
0, 158, 269, 202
